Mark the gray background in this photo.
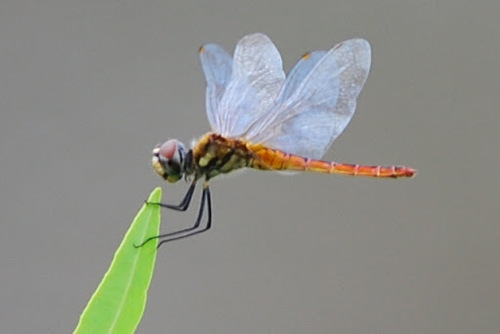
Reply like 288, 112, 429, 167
1, 1, 498, 333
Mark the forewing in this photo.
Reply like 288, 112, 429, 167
199, 44, 233, 133
278, 50, 327, 102
249, 39, 371, 159
217, 33, 286, 137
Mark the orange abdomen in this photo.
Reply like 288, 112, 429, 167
250, 146, 416, 178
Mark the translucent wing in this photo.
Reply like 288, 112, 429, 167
278, 50, 327, 101
247, 39, 371, 159
214, 33, 286, 137
199, 44, 233, 133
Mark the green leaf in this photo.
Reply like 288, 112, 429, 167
73, 187, 162, 334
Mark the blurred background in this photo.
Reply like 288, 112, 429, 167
1, 1, 498, 333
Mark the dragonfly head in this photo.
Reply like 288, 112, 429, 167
152, 139, 187, 183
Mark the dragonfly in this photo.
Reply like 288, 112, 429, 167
142, 33, 416, 248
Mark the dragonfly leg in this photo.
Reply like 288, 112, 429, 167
135, 181, 197, 248
135, 181, 212, 248
156, 182, 212, 248
147, 180, 196, 211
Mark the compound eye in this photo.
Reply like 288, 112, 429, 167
158, 139, 178, 161
152, 139, 186, 183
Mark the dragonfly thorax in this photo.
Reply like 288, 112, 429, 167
152, 139, 193, 183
